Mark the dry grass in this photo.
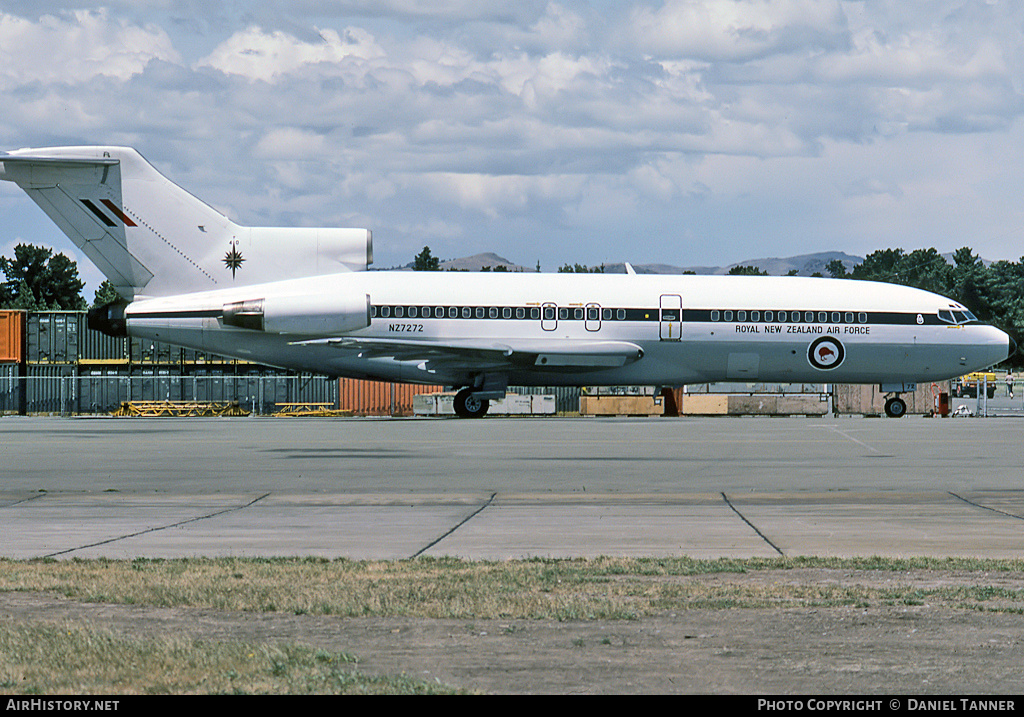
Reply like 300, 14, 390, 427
3, 556, 1024, 694
0, 622, 463, 694
3, 555, 1024, 619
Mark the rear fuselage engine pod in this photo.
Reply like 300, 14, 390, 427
223, 291, 371, 335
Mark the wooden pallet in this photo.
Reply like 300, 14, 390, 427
112, 401, 251, 417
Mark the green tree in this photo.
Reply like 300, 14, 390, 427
727, 265, 767, 276
0, 243, 86, 310
413, 246, 440, 271
557, 263, 605, 273
825, 259, 848, 278
92, 280, 123, 307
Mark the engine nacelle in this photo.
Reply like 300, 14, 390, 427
223, 291, 371, 335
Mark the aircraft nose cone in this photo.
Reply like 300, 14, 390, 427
1008, 334, 1018, 360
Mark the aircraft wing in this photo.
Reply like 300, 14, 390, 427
293, 336, 644, 371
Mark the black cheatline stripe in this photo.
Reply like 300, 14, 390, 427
129, 309, 222, 319
80, 199, 116, 227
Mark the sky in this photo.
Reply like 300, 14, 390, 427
2, 1, 1024, 296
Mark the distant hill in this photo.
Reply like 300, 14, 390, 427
604, 252, 863, 276
439, 252, 532, 272
391, 252, 532, 272
387, 249, 993, 275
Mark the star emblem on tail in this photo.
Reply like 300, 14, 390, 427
223, 243, 245, 278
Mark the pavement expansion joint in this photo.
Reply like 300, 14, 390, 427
410, 492, 497, 558
721, 491, 785, 557
42, 492, 272, 559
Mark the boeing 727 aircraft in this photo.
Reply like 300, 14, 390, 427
0, 146, 1011, 417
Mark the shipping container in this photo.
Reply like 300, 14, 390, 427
338, 379, 444, 416
79, 315, 129, 363
0, 362, 21, 414
26, 312, 79, 363
0, 310, 25, 363
128, 367, 185, 403
508, 386, 581, 414
130, 336, 181, 364
24, 364, 76, 414
77, 368, 131, 413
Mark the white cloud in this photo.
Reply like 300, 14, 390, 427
630, 0, 848, 62
196, 25, 385, 82
0, 9, 179, 87
254, 128, 328, 160
3, 1, 1024, 273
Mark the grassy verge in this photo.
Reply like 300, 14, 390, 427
0, 622, 464, 694
2, 556, 1023, 694
3, 555, 1024, 619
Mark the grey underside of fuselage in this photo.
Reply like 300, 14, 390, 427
129, 320, 979, 387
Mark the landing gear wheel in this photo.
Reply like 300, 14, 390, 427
884, 397, 907, 418
454, 388, 489, 418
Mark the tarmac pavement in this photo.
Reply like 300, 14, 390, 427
2, 412, 1023, 560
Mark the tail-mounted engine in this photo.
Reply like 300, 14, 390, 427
223, 291, 371, 335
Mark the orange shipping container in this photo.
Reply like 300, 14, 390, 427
0, 310, 25, 363
337, 378, 444, 416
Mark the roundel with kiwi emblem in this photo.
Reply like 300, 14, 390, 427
808, 336, 845, 370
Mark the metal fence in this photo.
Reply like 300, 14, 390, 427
0, 372, 340, 416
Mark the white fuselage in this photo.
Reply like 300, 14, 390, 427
125, 272, 1011, 388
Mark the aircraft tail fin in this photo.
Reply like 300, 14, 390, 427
0, 146, 371, 299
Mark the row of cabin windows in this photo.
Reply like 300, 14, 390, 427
711, 310, 868, 324
371, 306, 904, 324
372, 305, 630, 321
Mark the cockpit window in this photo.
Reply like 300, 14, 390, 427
938, 308, 978, 325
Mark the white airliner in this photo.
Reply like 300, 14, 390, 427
0, 146, 1012, 417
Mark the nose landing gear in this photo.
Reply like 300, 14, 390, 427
883, 396, 907, 418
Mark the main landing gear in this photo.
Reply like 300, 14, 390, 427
453, 387, 490, 418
